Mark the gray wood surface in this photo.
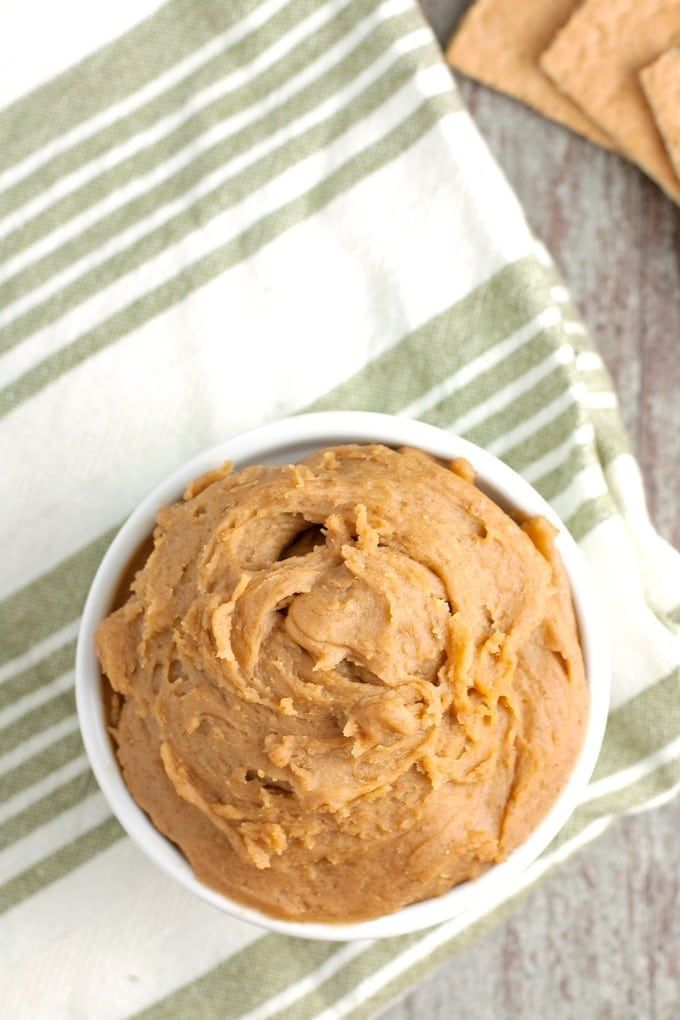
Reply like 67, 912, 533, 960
382, 3, 680, 1018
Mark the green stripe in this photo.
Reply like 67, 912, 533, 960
565, 493, 614, 542
137, 935, 340, 1019
309, 257, 562, 415
0, 639, 75, 710
275, 937, 423, 1020
557, 299, 581, 321
588, 755, 680, 815
559, 329, 592, 355
1, 689, 75, 756
0, 815, 122, 915
0, 527, 116, 666
0, 0, 274, 173
591, 408, 632, 466
592, 668, 680, 780
0, 768, 98, 852
419, 325, 571, 429
669, 606, 680, 627
530, 442, 595, 503
0, 728, 83, 803
308, 910, 514, 1020
344, 910, 521, 1020
501, 402, 583, 472
552, 757, 680, 858
461, 363, 577, 450
0, 92, 451, 422
0, 12, 429, 353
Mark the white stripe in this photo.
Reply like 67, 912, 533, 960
0, 0, 412, 300
0, 619, 80, 686
0, 0, 298, 196
625, 779, 680, 815
451, 343, 574, 437
605, 453, 680, 614
0, 61, 447, 390
242, 943, 370, 1020
0, 753, 89, 826
575, 350, 603, 372
486, 383, 585, 458
399, 305, 562, 420
582, 737, 680, 804
562, 320, 587, 337
522, 423, 594, 484
0, 791, 109, 885
0, 716, 80, 779
0, 670, 73, 731
584, 391, 617, 410
551, 463, 608, 521
578, 518, 680, 711
0, 12, 424, 334
549, 284, 570, 303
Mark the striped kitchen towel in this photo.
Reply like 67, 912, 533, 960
1, 0, 678, 1017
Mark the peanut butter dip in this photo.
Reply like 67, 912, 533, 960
96, 444, 588, 922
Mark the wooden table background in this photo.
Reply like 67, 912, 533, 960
383, 3, 680, 1018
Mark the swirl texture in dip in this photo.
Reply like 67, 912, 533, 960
96, 444, 588, 921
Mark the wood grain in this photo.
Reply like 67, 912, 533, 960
382, 3, 680, 1017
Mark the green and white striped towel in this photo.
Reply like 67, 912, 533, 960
1, 0, 678, 1015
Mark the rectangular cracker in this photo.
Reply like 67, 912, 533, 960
541, 0, 680, 203
445, 0, 615, 148
640, 48, 680, 180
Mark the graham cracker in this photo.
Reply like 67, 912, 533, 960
541, 0, 680, 203
445, 0, 615, 148
640, 48, 680, 180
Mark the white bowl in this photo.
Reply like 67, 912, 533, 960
76, 411, 610, 941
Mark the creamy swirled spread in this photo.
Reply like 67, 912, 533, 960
97, 444, 587, 922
